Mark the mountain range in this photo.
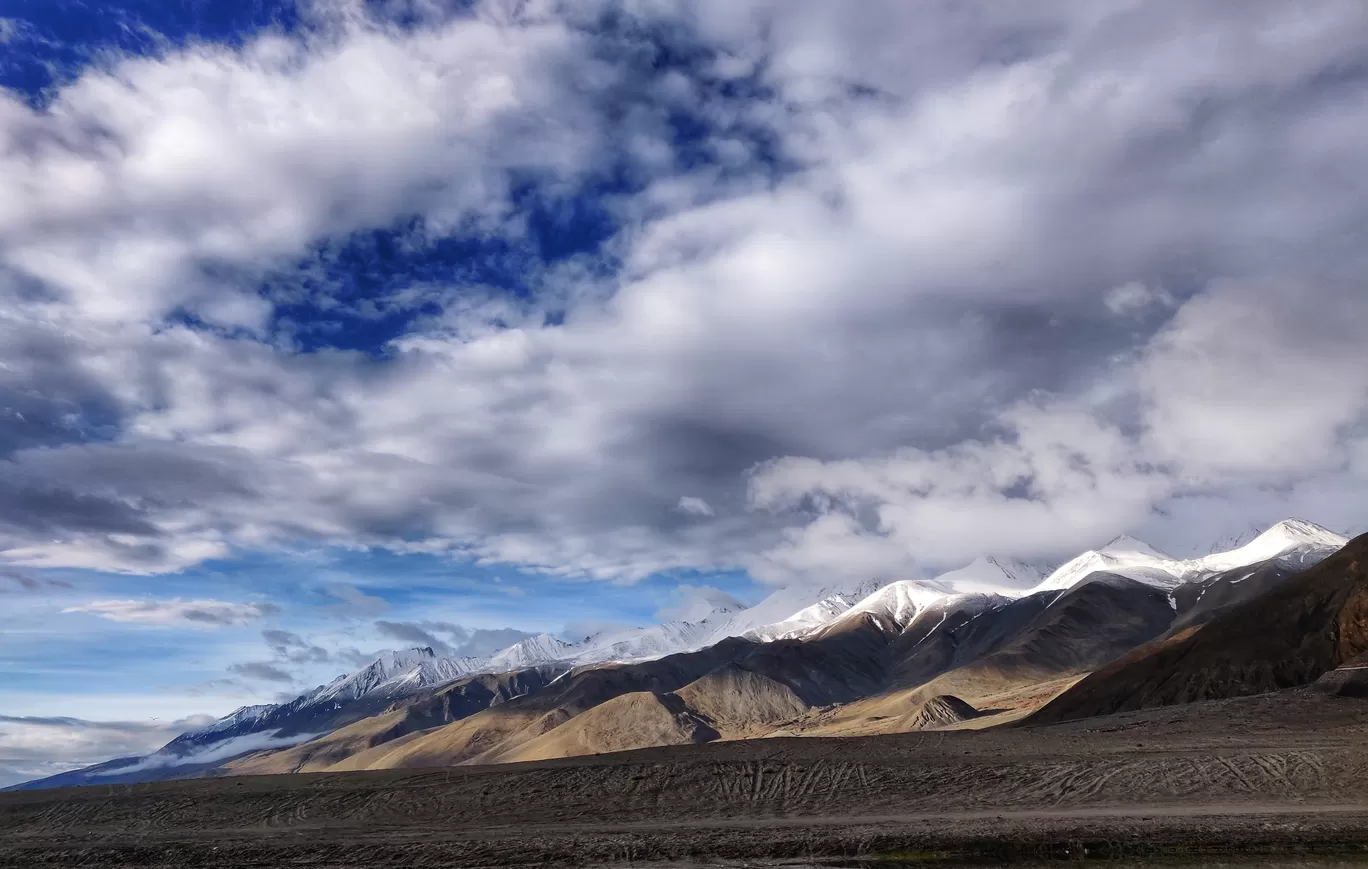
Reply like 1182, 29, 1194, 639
9, 518, 1355, 790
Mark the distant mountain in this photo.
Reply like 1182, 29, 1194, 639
8, 647, 560, 791
12, 517, 1353, 790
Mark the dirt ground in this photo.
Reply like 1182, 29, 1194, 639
4, 687, 1368, 868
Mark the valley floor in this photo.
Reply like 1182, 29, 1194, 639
4, 688, 1368, 868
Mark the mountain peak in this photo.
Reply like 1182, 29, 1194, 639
488, 633, 571, 670
1201, 518, 1348, 572
1099, 535, 1171, 560
1258, 518, 1344, 546
668, 588, 748, 624
932, 556, 1043, 595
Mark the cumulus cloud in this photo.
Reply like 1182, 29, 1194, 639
0, 0, 1365, 588
61, 599, 279, 627
744, 274, 1368, 582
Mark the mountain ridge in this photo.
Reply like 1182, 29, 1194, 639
8, 517, 1352, 791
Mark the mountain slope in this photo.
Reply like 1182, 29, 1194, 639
10, 646, 523, 791
226, 667, 556, 775
15, 518, 1351, 790
673, 665, 810, 735
1030, 532, 1368, 724
495, 692, 719, 763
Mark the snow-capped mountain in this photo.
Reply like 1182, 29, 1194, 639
788, 519, 1347, 642
697, 578, 884, 646
168, 519, 1352, 755
568, 619, 718, 666
817, 557, 1038, 636
304, 648, 485, 707
488, 634, 573, 670
926, 557, 1045, 595
1033, 537, 1186, 593
1032, 519, 1347, 595
1199, 518, 1347, 572
738, 580, 884, 642
198, 704, 274, 735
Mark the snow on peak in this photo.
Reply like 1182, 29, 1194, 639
1099, 535, 1172, 560
931, 556, 1044, 595
1034, 545, 1180, 593
1201, 518, 1346, 573
308, 647, 479, 705
668, 588, 747, 624
839, 579, 961, 632
738, 578, 884, 643
200, 704, 275, 735
488, 633, 572, 670
1034, 518, 1347, 595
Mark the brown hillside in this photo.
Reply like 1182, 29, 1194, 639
674, 664, 810, 735
226, 668, 555, 775
495, 692, 719, 763
1030, 533, 1368, 724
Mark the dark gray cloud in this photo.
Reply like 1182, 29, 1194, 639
262, 629, 332, 664
373, 620, 447, 653
227, 662, 294, 683
0, 568, 71, 593
0, 1, 1364, 584
373, 621, 533, 658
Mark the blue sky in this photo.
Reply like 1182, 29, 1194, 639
2, 0, 1368, 784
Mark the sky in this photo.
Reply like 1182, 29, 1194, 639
2, 0, 1368, 786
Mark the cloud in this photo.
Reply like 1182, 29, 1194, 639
0, 713, 215, 788
89, 729, 323, 778
744, 274, 1368, 582
373, 620, 447, 652
372, 620, 533, 658
227, 662, 294, 683
655, 585, 745, 623
61, 599, 279, 627
1105, 282, 1175, 318
321, 584, 388, 618
262, 629, 332, 664
0, 568, 71, 593
677, 496, 715, 517
0, 0, 1364, 588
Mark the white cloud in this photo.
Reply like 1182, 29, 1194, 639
0, 714, 215, 788
676, 496, 715, 517
1105, 282, 1175, 317
0, 10, 600, 328
0, 0, 1366, 587
1138, 280, 1368, 479
744, 275, 1368, 583
90, 729, 323, 778
655, 584, 745, 623
61, 599, 279, 627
